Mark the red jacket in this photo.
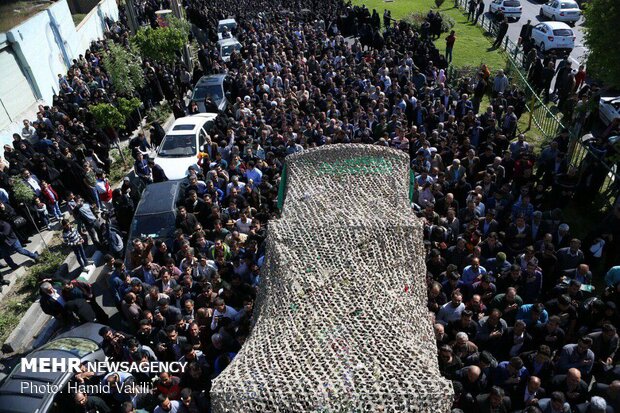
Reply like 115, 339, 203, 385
40, 185, 59, 205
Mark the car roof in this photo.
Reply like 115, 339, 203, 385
134, 180, 183, 216
196, 74, 227, 86
218, 38, 241, 46
542, 21, 573, 29
218, 18, 237, 25
167, 114, 218, 135
54, 322, 106, 341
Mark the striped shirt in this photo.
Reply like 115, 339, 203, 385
62, 228, 83, 246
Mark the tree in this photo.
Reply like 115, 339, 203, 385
118, 97, 142, 118
9, 177, 35, 204
101, 43, 145, 96
583, 0, 620, 88
131, 16, 190, 63
89, 103, 127, 162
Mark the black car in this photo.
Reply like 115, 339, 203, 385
0, 323, 106, 413
124, 180, 184, 267
190, 74, 229, 113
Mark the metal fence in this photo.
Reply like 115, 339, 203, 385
450, 0, 620, 209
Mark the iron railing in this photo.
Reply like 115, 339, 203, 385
448, 0, 620, 209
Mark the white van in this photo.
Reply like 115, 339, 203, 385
217, 38, 242, 62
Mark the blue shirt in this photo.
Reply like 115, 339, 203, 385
605, 266, 620, 286
493, 361, 530, 390
462, 265, 487, 285
516, 304, 549, 326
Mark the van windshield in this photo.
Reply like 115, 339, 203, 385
221, 44, 241, 56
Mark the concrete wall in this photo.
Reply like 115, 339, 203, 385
0, 0, 119, 147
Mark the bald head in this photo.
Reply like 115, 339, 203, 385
467, 365, 481, 382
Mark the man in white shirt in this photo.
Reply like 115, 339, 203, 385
21, 119, 36, 140
437, 291, 465, 325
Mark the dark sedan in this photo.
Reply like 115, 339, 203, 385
123, 180, 184, 268
0, 323, 106, 413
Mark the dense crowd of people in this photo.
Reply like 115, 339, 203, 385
1, 0, 620, 412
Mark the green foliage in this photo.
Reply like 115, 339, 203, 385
22, 248, 65, 290
118, 97, 142, 118
89, 103, 126, 130
109, 146, 133, 183
101, 43, 145, 96
583, 0, 620, 89
9, 176, 35, 204
405, 12, 456, 33
146, 101, 172, 125
435, 0, 446, 8
0, 246, 64, 344
132, 16, 190, 63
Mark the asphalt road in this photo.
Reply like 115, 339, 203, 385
478, 0, 588, 66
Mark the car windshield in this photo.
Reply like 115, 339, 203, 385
221, 44, 240, 56
505, 1, 520, 6
193, 84, 224, 101
38, 337, 99, 357
553, 29, 573, 36
158, 134, 197, 157
130, 212, 177, 239
560, 2, 578, 7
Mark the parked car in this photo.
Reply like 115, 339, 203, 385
531, 21, 575, 54
217, 18, 237, 40
540, 0, 581, 24
489, 0, 523, 20
599, 97, 620, 126
190, 74, 229, 112
124, 180, 184, 267
0, 323, 106, 413
217, 38, 242, 62
153, 113, 218, 180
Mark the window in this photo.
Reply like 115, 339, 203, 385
172, 124, 195, 131
131, 212, 177, 239
199, 129, 207, 146
158, 134, 197, 157
39, 337, 99, 357
203, 120, 215, 133
504, 1, 520, 6
553, 29, 573, 36
560, 1, 578, 7
193, 84, 224, 101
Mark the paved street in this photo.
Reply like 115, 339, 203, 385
477, 0, 588, 66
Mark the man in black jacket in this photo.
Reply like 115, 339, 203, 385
0, 219, 39, 272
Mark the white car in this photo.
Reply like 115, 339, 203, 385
489, 0, 523, 20
540, 0, 581, 24
531, 21, 575, 54
217, 38, 242, 62
217, 18, 237, 40
154, 113, 218, 180
599, 97, 620, 126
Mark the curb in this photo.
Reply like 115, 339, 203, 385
1, 251, 104, 354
